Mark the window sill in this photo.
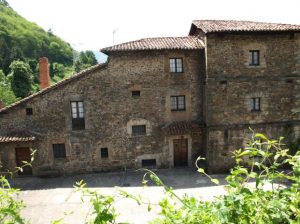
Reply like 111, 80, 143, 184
71, 128, 86, 131
54, 158, 67, 161
132, 134, 146, 137
170, 72, 184, 74
171, 109, 186, 112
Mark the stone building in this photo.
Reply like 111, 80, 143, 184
0, 20, 300, 175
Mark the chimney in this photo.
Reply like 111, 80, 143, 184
0, 100, 4, 110
39, 57, 50, 90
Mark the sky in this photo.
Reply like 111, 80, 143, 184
6, 0, 300, 53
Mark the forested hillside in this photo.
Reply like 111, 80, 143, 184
0, 0, 97, 106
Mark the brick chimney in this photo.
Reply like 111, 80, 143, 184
39, 57, 50, 90
0, 100, 4, 110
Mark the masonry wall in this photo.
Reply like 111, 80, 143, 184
0, 49, 205, 175
204, 32, 300, 172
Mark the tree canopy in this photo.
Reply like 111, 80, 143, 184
0, 2, 74, 75
9, 60, 32, 98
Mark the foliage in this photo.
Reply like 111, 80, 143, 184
1, 133, 299, 224
74, 180, 119, 224
0, 69, 17, 105
0, 2, 73, 75
144, 132, 300, 224
9, 60, 32, 98
0, 149, 35, 224
74, 51, 98, 72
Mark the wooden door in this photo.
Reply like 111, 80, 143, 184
15, 147, 32, 175
173, 138, 188, 167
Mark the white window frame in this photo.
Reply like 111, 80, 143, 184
169, 58, 183, 73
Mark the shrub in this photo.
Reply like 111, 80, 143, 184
144, 132, 300, 224
0, 149, 35, 224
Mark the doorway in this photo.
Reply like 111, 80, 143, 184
15, 147, 32, 175
173, 138, 188, 167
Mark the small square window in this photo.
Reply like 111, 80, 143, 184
101, 148, 108, 158
132, 91, 140, 97
26, 108, 33, 115
249, 50, 260, 66
142, 159, 156, 168
53, 144, 66, 158
132, 125, 146, 136
252, 97, 261, 111
171, 95, 186, 111
170, 58, 183, 73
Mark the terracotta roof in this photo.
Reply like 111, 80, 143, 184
191, 20, 300, 34
0, 132, 36, 143
162, 121, 202, 135
101, 37, 204, 53
0, 63, 108, 114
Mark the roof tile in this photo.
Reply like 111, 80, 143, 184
192, 20, 300, 33
0, 132, 36, 143
101, 37, 204, 53
162, 121, 202, 135
0, 63, 107, 114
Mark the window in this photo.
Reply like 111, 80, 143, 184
249, 50, 260, 66
142, 159, 156, 168
26, 108, 33, 115
101, 148, 108, 158
53, 144, 66, 158
169, 58, 183, 73
252, 97, 261, 111
71, 101, 85, 130
171, 95, 185, 111
132, 90, 140, 97
132, 125, 146, 136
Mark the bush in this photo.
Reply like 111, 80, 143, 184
0, 149, 35, 224
145, 132, 300, 223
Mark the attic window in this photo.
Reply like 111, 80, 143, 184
26, 108, 33, 115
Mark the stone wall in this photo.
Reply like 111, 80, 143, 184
204, 32, 300, 172
0, 49, 205, 175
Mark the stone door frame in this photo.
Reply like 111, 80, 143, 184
168, 134, 192, 168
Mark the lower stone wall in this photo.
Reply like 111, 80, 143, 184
206, 123, 300, 173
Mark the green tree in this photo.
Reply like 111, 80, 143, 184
74, 51, 98, 72
0, 0, 10, 7
9, 60, 32, 98
0, 69, 17, 105
0, 3, 74, 76
80, 50, 97, 65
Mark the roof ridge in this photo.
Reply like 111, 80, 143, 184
101, 36, 204, 53
0, 63, 108, 114
192, 19, 300, 26
191, 20, 300, 34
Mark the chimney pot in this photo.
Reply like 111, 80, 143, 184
39, 57, 50, 90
